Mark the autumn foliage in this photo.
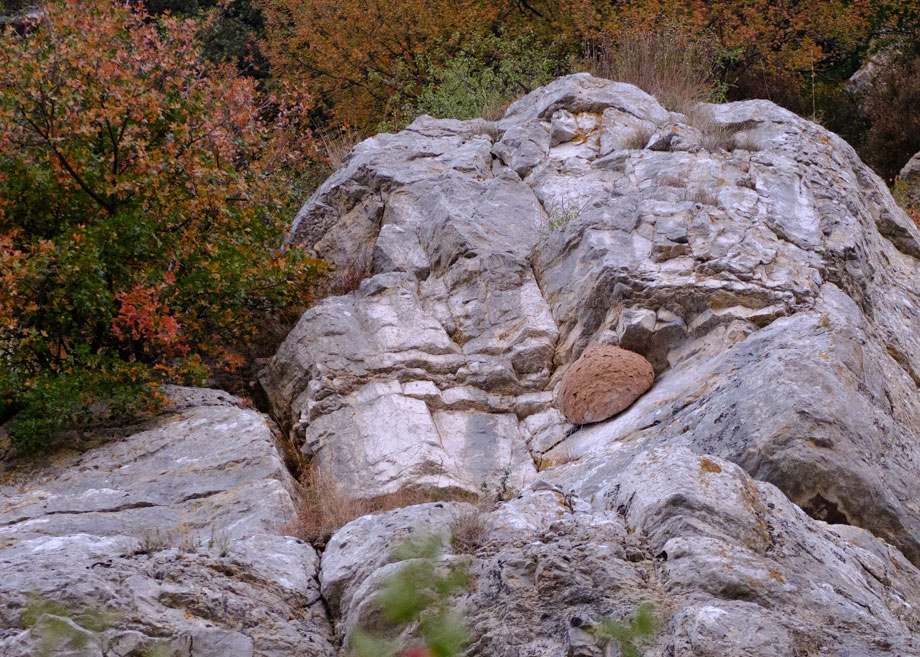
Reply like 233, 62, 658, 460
260, 0, 919, 134
0, 0, 324, 452
259, 0, 510, 129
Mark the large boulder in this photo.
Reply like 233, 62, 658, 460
555, 343, 654, 424
321, 449, 920, 656
259, 73, 920, 655
0, 388, 334, 657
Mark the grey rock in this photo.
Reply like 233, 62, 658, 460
0, 390, 334, 657
499, 73, 669, 128
898, 152, 920, 206
320, 449, 920, 656
492, 120, 550, 178
260, 73, 920, 655
549, 109, 579, 146
319, 501, 475, 636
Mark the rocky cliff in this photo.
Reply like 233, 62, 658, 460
4, 74, 920, 656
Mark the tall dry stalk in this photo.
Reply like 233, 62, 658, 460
582, 25, 722, 113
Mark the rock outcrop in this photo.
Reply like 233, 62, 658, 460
322, 451, 920, 656
261, 73, 920, 654
5, 73, 920, 657
899, 152, 920, 206
0, 388, 334, 657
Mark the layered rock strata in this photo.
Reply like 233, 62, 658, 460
260, 73, 920, 654
0, 388, 334, 657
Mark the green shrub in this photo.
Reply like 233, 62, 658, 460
349, 535, 471, 657
592, 602, 659, 657
0, 0, 324, 453
398, 31, 569, 125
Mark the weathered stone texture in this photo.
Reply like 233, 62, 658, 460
0, 388, 334, 657
261, 73, 920, 656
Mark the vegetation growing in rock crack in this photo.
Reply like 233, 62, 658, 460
349, 534, 472, 657
592, 602, 659, 657
20, 593, 121, 657
20, 592, 171, 657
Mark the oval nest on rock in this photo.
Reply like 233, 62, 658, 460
555, 344, 654, 424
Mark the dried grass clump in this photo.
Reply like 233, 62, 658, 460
315, 124, 361, 171
283, 466, 470, 548
449, 509, 490, 554
582, 24, 723, 113
685, 108, 759, 153
623, 126, 654, 150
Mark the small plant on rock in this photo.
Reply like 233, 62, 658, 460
350, 534, 472, 657
592, 602, 659, 657
136, 529, 169, 555
449, 510, 489, 554
21, 593, 121, 657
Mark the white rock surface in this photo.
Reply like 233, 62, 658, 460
899, 152, 920, 206
0, 388, 333, 657
261, 73, 920, 655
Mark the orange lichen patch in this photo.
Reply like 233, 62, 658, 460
699, 457, 723, 474
768, 568, 786, 584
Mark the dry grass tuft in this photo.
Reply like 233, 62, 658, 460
308, 253, 371, 299
685, 187, 720, 206
283, 466, 474, 548
449, 509, 490, 554
623, 127, 654, 150
685, 108, 758, 153
582, 25, 723, 113
315, 124, 361, 171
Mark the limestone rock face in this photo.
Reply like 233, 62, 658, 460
5, 72, 920, 657
555, 344, 654, 424
321, 449, 920, 656
256, 73, 920, 655
0, 388, 334, 657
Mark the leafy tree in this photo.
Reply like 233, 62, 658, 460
859, 45, 920, 180
0, 0, 324, 452
259, 0, 516, 129
199, 0, 271, 81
